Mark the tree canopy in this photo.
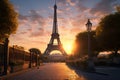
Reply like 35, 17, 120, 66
72, 31, 99, 58
96, 8, 120, 54
0, 0, 18, 41
29, 48, 41, 55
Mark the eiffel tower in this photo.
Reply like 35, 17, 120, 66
43, 2, 67, 56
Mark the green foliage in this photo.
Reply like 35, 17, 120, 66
96, 10, 120, 52
0, 0, 18, 40
66, 57, 89, 71
115, 5, 120, 13
73, 31, 88, 57
72, 31, 99, 58
29, 48, 41, 54
9, 61, 24, 66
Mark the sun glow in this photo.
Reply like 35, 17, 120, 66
63, 42, 73, 55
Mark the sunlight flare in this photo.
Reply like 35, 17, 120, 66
63, 42, 73, 55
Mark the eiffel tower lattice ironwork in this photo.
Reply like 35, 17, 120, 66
43, 3, 67, 56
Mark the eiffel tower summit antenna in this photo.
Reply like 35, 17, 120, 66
43, 1, 67, 56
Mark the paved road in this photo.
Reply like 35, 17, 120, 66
7, 63, 85, 80
2, 63, 120, 80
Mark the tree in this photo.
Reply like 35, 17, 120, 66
0, 0, 18, 41
72, 31, 99, 58
29, 48, 41, 67
29, 48, 41, 55
96, 8, 120, 54
115, 5, 120, 13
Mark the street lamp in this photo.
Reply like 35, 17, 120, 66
37, 54, 40, 68
86, 19, 92, 57
3, 37, 9, 75
86, 19, 92, 32
29, 51, 33, 68
86, 19, 95, 72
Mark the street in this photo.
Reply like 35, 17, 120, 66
7, 63, 84, 80
2, 63, 120, 80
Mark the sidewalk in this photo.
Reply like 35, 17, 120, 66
1, 63, 120, 80
0, 66, 38, 80
96, 67, 120, 80
74, 66, 120, 80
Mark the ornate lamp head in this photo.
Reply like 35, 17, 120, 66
86, 19, 92, 32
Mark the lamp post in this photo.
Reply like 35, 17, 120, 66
86, 19, 95, 72
36, 53, 38, 67
3, 38, 9, 75
29, 51, 32, 68
37, 54, 40, 68
12, 45, 15, 62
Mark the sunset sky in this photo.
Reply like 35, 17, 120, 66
9, 0, 120, 54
